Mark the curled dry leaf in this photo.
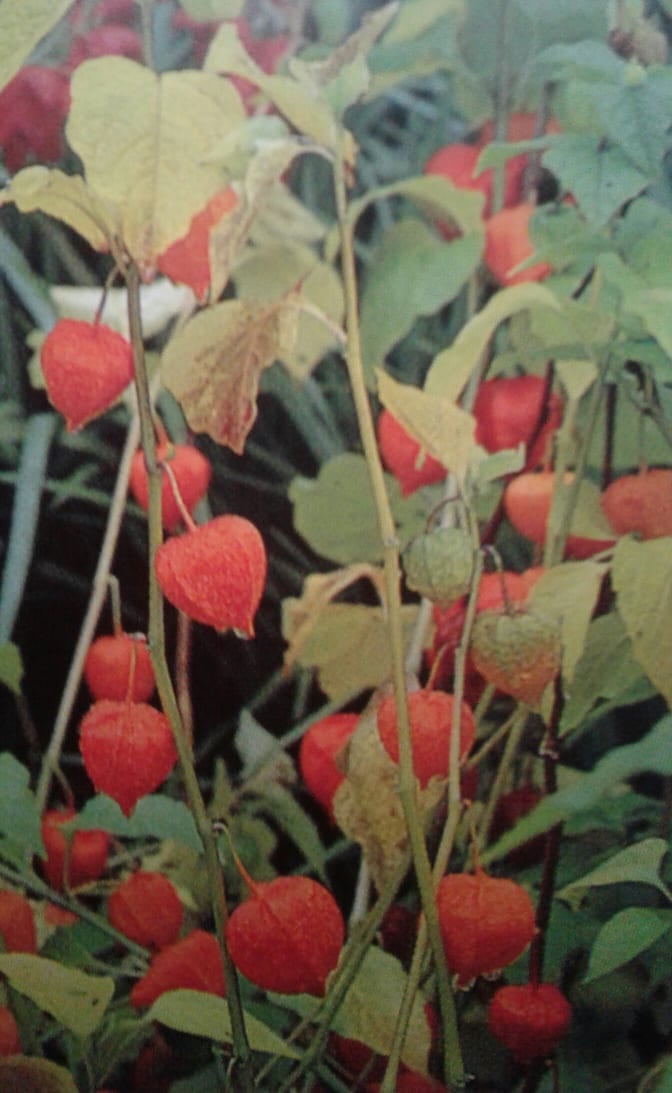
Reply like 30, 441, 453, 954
332, 692, 445, 890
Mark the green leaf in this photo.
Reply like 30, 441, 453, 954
533, 39, 624, 84
612, 536, 672, 707
424, 284, 560, 401
584, 908, 672, 983
626, 288, 672, 359
555, 358, 598, 404
0, 642, 22, 695
0, 1057, 78, 1093
643, 1057, 672, 1092
366, 1, 460, 97
560, 611, 657, 735
0, 954, 113, 1037
592, 67, 672, 176
542, 135, 651, 226
483, 713, 672, 864
360, 220, 481, 382
0, 0, 72, 91
149, 989, 300, 1058
529, 559, 608, 685
76, 794, 203, 852
557, 839, 672, 911
327, 175, 484, 259
289, 452, 426, 566
250, 784, 328, 882
0, 753, 42, 858
66, 59, 246, 266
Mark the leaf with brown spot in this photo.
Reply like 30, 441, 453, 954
161, 296, 299, 453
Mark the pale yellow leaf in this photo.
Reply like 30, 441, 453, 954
424, 284, 561, 402
288, 602, 418, 705
161, 296, 298, 453
205, 23, 340, 150
377, 369, 476, 484
612, 537, 672, 708
529, 560, 609, 685
209, 139, 316, 300
0, 0, 72, 91
66, 59, 246, 268
283, 566, 386, 675
0, 1057, 77, 1093
0, 166, 113, 252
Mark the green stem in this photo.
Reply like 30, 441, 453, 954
333, 143, 464, 1091
124, 263, 254, 1090
0, 860, 148, 960
491, 0, 512, 213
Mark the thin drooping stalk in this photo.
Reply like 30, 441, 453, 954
332, 143, 465, 1091
543, 354, 610, 568
528, 681, 563, 987
476, 704, 529, 848
36, 409, 140, 814
124, 263, 254, 1090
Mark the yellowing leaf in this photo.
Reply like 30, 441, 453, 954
0, 1057, 77, 1093
0, 954, 113, 1037
66, 59, 246, 268
424, 283, 560, 402
161, 296, 298, 453
333, 697, 443, 887
287, 3, 399, 118
0, 641, 23, 695
248, 181, 326, 248
612, 536, 672, 707
149, 989, 299, 1058
283, 566, 387, 676
529, 560, 608, 685
331, 946, 432, 1076
377, 369, 476, 484
0, 0, 72, 91
205, 23, 340, 150
288, 602, 418, 704
0, 167, 113, 252
209, 139, 317, 300
232, 242, 344, 381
